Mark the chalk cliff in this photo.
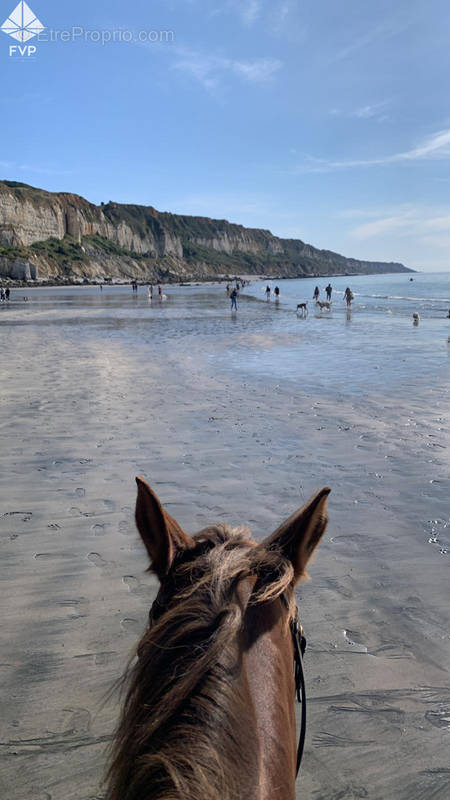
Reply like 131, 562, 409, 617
0, 181, 412, 282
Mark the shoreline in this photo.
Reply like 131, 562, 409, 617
0, 269, 418, 290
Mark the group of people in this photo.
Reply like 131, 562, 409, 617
313, 283, 333, 302
0, 287, 11, 302
147, 283, 164, 301
265, 285, 281, 302
313, 283, 353, 307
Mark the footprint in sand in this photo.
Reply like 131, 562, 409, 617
87, 552, 106, 568
120, 617, 141, 632
118, 520, 133, 536
75, 488, 85, 498
91, 523, 106, 536
122, 576, 139, 592
61, 707, 91, 735
94, 651, 116, 666
343, 629, 368, 653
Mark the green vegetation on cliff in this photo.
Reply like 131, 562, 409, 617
0, 180, 413, 282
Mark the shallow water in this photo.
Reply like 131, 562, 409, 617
2, 273, 449, 398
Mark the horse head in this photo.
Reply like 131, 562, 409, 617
107, 478, 330, 800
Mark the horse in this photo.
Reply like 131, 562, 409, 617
106, 478, 330, 800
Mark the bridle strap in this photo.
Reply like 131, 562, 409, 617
291, 617, 307, 777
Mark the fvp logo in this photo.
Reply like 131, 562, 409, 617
1, 1, 45, 56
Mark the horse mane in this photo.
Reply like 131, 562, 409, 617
105, 524, 296, 800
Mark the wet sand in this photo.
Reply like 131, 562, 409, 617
0, 285, 449, 800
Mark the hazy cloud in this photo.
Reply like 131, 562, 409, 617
298, 129, 450, 172
347, 205, 450, 243
330, 101, 390, 122
241, 0, 262, 25
173, 48, 282, 88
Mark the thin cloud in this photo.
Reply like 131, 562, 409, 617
208, 0, 263, 26
242, 0, 262, 25
330, 101, 390, 122
173, 48, 282, 89
330, 16, 411, 64
348, 205, 450, 242
298, 129, 450, 173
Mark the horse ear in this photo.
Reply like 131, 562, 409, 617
135, 477, 193, 579
262, 488, 330, 584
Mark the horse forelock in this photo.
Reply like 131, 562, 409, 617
106, 524, 295, 800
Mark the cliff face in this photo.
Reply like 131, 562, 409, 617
0, 180, 412, 282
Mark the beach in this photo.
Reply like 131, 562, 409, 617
0, 275, 449, 800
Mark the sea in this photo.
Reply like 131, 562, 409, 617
3, 271, 449, 398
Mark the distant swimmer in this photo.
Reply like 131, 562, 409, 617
230, 288, 238, 310
313, 286, 319, 301
265, 285, 271, 301
344, 287, 353, 308
325, 283, 332, 301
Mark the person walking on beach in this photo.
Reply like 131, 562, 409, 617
148, 284, 153, 300
274, 286, 280, 302
0, 288, 5, 302
5, 287, 10, 300
326, 283, 332, 302
226, 283, 230, 296
265, 285, 271, 301
344, 287, 353, 308
158, 284, 162, 302
313, 286, 320, 301
230, 288, 238, 311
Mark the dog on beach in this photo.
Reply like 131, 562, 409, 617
316, 300, 332, 311
296, 303, 308, 316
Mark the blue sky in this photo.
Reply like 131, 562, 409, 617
1, 0, 449, 270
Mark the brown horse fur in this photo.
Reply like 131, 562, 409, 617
106, 478, 330, 800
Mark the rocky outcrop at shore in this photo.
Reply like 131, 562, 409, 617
0, 180, 413, 282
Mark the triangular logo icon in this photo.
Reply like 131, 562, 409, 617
1, 1, 45, 42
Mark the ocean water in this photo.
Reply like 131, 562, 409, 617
229, 271, 450, 394
1, 272, 449, 398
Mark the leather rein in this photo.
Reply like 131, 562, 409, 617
290, 611, 307, 778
